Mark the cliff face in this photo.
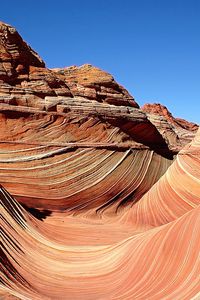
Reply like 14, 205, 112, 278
1, 21, 200, 300
142, 103, 198, 131
0, 21, 197, 154
0, 21, 198, 211
0, 21, 138, 108
0, 21, 45, 80
142, 103, 198, 150
52, 64, 139, 107
0, 22, 175, 212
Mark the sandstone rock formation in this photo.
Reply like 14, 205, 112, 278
1, 129, 200, 300
142, 103, 198, 131
1, 21, 200, 300
142, 103, 198, 149
52, 64, 139, 107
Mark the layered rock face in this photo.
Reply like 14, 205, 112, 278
142, 103, 198, 149
52, 64, 139, 107
1, 22, 200, 300
142, 103, 198, 131
1, 130, 200, 300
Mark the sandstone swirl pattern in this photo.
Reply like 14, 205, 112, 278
1, 129, 200, 300
0, 21, 200, 300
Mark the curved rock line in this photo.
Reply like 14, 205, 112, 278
1, 130, 200, 299
1, 183, 200, 299
0, 21, 200, 299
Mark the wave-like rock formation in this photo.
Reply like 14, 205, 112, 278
1, 21, 200, 299
1, 129, 200, 299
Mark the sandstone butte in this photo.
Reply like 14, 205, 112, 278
0, 21, 200, 300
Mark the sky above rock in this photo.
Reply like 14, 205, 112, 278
1, 0, 200, 123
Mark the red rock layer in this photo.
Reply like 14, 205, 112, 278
142, 103, 199, 149
0, 21, 195, 158
0, 22, 45, 81
1, 129, 200, 299
142, 103, 198, 131
52, 64, 138, 107
0, 21, 138, 111
1, 21, 200, 300
122, 128, 200, 228
0, 110, 172, 212
142, 103, 198, 151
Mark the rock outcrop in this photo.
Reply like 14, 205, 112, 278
0, 21, 45, 81
142, 103, 198, 148
0, 21, 138, 110
1, 21, 200, 300
142, 103, 198, 131
52, 64, 138, 107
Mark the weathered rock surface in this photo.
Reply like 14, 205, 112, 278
142, 103, 198, 131
1, 21, 200, 300
0, 21, 196, 153
0, 21, 45, 80
142, 103, 199, 148
1, 129, 200, 299
0, 22, 138, 110
52, 64, 139, 107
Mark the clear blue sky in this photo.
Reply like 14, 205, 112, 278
1, 0, 200, 123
